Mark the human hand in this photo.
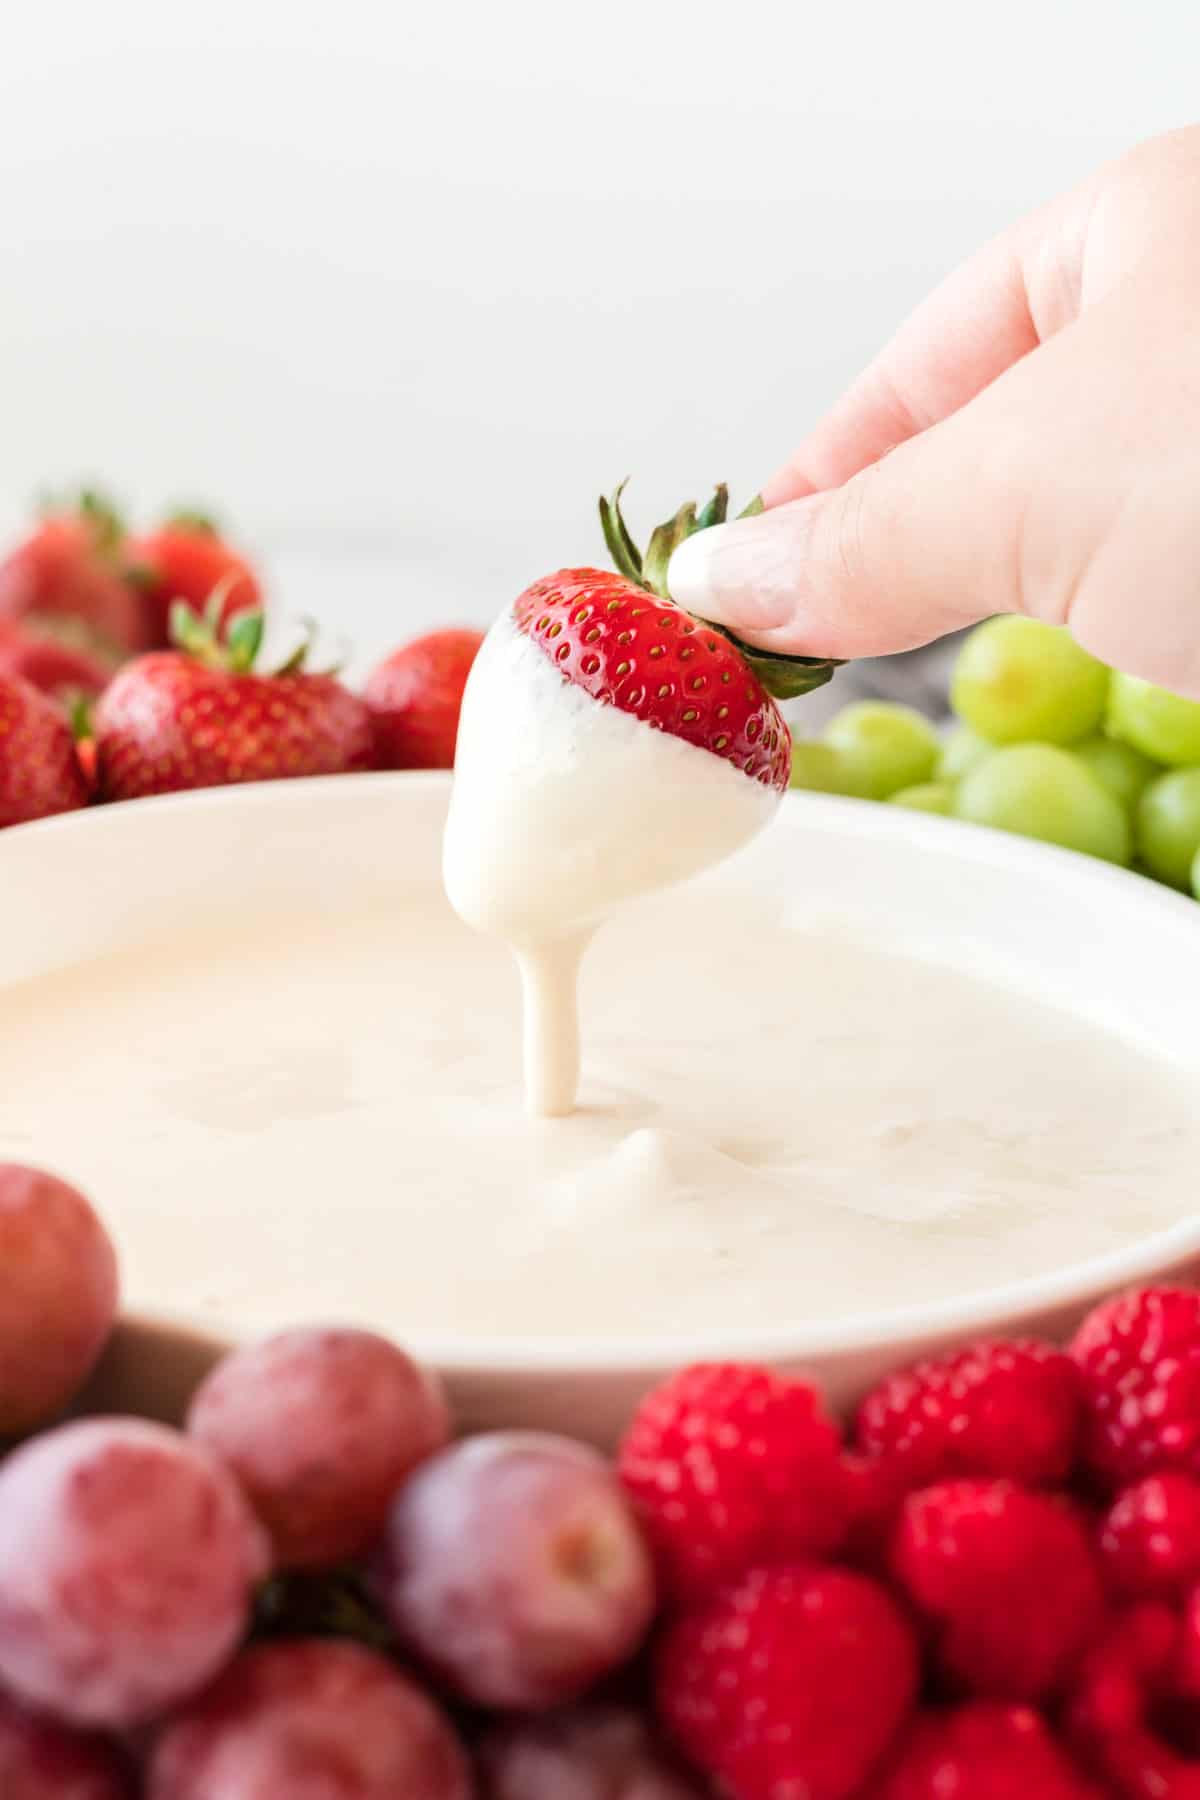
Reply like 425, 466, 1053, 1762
668, 128, 1200, 696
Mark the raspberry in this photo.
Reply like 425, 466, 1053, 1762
1071, 1286, 1200, 1487
841, 1451, 908, 1564
856, 1338, 1081, 1493
866, 1703, 1102, 1800
1068, 1605, 1200, 1797
618, 1364, 846, 1599
891, 1480, 1105, 1702
655, 1563, 918, 1800
1099, 1473, 1200, 1600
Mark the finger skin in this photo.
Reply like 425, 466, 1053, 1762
668, 128, 1200, 682
762, 127, 1200, 507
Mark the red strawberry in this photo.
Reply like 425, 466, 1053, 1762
0, 673, 89, 828
512, 484, 838, 792
0, 491, 149, 660
366, 628, 484, 770
94, 610, 376, 801
126, 510, 262, 647
0, 621, 112, 705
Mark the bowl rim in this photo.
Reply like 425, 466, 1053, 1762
8, 772, 1200, 1376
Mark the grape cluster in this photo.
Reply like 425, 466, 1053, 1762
791, 615, 1200, 894
0, 1159, 675, 1797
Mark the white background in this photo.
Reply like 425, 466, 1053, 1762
0, 2, 1195, 669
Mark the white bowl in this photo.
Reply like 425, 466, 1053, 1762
4, 771, 1198, 1444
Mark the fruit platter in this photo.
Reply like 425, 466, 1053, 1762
2, 486, 1200, 1796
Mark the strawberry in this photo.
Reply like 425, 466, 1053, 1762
93, 607, 377, 802
513, 484, 838, 791
366, 628, 484, 770
0, 672, 89, 828
0, 491, 149, 661
0, 620, 112, 705
125, 509, 262, 647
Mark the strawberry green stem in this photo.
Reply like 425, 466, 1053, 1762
163, 507, 220, 536
597, 483, 840, 703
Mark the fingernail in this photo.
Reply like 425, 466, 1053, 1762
668, 509, 804, 630
667, 522, 732, 614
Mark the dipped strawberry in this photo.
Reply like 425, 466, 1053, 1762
366, 627, 484, 769
445, 482, 837, 938
0, 672, 90, 828
126, 509, 263, 646
0, 490, 150, 662
443, 484, 839, 1116
94, 608, 377, 802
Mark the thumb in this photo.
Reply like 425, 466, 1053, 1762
667, 397, 1030, 661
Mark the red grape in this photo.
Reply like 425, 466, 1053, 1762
371, 1432, 656, 1710
186, 1326, 450, 1568
147, 1637, 471, 1799
479, 1707, 705, 1798
0, 1417, 270, 1728
0, 1691, 130, 1799
0, 1163, 118, 1433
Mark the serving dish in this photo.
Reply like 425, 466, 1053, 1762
3, 771, 1195, 1443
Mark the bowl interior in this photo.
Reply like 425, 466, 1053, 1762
4, 772, 1199, 1435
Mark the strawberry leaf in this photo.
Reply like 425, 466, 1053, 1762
598, 480, 644, 586
67, 694, 93, 742
163, 507, 219, 536
696, 484, 730, 531
226, 611, 265, 673
643, 502, 698, 600
723, 636, 840, 701
170, 600, 217, 659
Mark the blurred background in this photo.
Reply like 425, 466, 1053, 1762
1, 1, 1196, 695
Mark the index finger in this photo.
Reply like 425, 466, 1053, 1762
762, 191, 1091, 506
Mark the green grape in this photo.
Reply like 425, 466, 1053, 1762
788, 741, 858, 795
889, 782, 953, 814
950, 617, 1108, 745
1135, 769, 1200, 889
954, 744, 1131, 865
1191, 845, 1200, 900
823, 701, 939, 800
1073, 735, 1159, 813
1107, 673, 1200, 767
936, 723, 990, 783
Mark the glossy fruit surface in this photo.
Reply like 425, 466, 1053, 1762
954, 744, 1130, 863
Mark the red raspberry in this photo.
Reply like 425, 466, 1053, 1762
891, 1480, 1105, 1702
1068, 1605, 1200, 1797
618, 1364, 846, 1599
856, 1339, 1081, 1494
841, 1451, 908, 1564
1071, 1286, 1200, 1488
1099, 1473, 1200, 1600
655, 1562, 918, 1800
866, 1703, 1102, 1800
